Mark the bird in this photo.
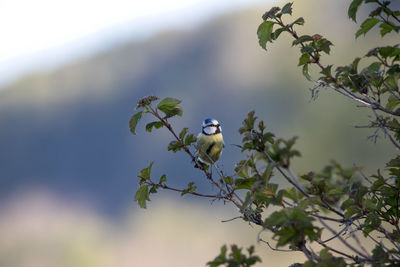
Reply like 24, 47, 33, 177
196, 118, 224, 165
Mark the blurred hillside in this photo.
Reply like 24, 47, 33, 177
0, 0, 396, 215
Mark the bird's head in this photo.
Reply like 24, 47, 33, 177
202, 118, 222, 135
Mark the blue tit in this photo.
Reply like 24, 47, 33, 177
196, 118, 224, 165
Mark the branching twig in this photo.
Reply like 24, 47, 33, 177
143, 180, 228, 200
317, 217, 371, 260
321, 221, 351, 243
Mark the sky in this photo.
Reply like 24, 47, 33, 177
0, 0, 269, 88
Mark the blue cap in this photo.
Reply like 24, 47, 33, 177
202, 118, 219, 127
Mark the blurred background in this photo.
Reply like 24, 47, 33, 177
0, 0, 397, 266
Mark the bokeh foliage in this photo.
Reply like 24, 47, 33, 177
132, 1, 400, 266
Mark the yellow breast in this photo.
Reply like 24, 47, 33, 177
196, 133, 224, 164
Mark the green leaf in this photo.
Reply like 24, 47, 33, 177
257, 21, 275, 50
379, 46, 400, 58
317, 39, 333, 54
157, 97, 182, 113
138, 162, 154, 180
302, 64, 312, 81
207, 245, 227, 267
362, 62, 381, 73
168, 140, 182, 152
235, 177, 256, 190
237, 164, 250, 179
292, 17, 305, 26
380, 22, 394, 37
366, 47, 379, 57
386, 96, 400, 111
145, 121, 164, 132
134, 185, 150, 208
262, 7, 280, 20
179, 127, 188, 140
159, 174, 167, 184
356, 18, 380, 38
223, 176, 234, 185
157, 97, 183, 118
181, 182, 196, 196
149, 185, 158, 194
164, 106, 183, 119
239, 110, 257, 134
272, 26, 288, 40
348, 0, 363, 22
298, 53, 310, 66
292, 35, 313, 46
280, 2, 293, 15
369, 7, 382, 17
129, 111, 143, 135
320, 65, 333, 77
184, 134, 197, 145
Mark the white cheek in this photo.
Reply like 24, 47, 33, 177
204, 127, 216, 135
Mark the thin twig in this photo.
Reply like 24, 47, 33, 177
348, 225, 371, 258
318, 217, 371, 260
221, 216, 243, 223
311, 213, 345, 223
321, 221, 351, 243
370, 106, 400, 150
259, 239, 295, 252
354, 164, 373, 184
316, 239, 361, 262
144, 180, 228, 199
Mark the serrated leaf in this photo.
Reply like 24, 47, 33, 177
145, 121, 164, 132
301, 46, 314, 54
356, 18, 379, 38
386, 96, 400, 111
184, 134, 197, 145
129, 111, 143, 135
164, 106, 183, 119
157, 97, 182, 118
298, 53, 310, 66
380, 22, 393, 37
320, 65, 333, 77
168, 140, 182, 152
157, 97, 182, 113
134, 185, 150, 208
348, 0, 363, 22
257, 21, 275, 50
280, 2, 293, 15
138, 162, 154, 180
317, 39, 333, 54
262, 6, 280, 20
235, 177, 256, 190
